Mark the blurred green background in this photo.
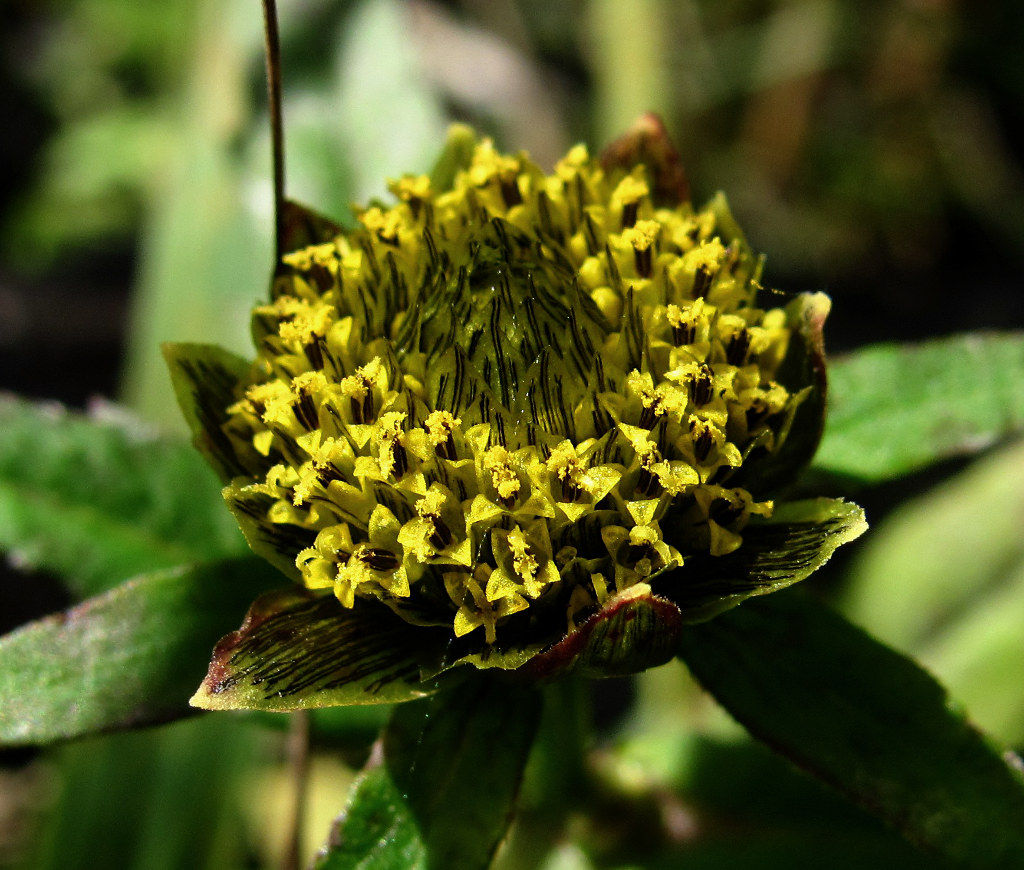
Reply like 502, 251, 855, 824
2, 1, 1023, 867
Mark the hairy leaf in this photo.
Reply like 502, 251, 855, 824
0, 558, 281, 745
0, 395, 244, 597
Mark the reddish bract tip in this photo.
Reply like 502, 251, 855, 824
600, 113, 690, 207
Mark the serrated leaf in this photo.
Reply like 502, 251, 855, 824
190, 587, 451, 711
0, 557, 281, 745
677, 591, 1024, 868
813, 332, 1024, 484
657, 498, 867, 622
315, 674, 542, 870
0, 395, 245, 597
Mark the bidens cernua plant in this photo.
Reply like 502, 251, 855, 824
165, 115, 866, 710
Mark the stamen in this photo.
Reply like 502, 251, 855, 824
500, 175, 523, 207
727, 328, 752, 365
692, 265, 712, 298
689, 365, 715, 407
621, 201, 639, 229
359, 547, 400, 572
690, 419, 715, 462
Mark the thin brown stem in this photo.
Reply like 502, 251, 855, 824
282, 710, 311, 870
262, 0, 286, 261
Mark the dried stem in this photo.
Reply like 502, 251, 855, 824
262, 0, 286, 260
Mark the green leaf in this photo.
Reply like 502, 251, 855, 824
190, 587, 451, 711
315, 674, 542, 870
0, 556, 282, 745
841, 439, 1024, 745
0, 395, 245, 597
813, 333, 1024, 484
677, 591, 1024, 868
657, 498, 867, 622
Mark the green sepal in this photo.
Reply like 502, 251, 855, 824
315, 672, 542, 870
657, 498, 867, 622
161, 342, 256, 483
732, 291, 831, 497
429, 123, 480, 194
190, 587, 451, 711
222, 480, 310, 583
523, 584, 683, 681
280, 198, 346, 259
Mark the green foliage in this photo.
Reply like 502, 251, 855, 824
841, 439, 1024, 745
316, 676, 541, 870
0, 395, 245, 597
4, 1, 1024, 866
814, 333, 1024, 485
678, 591, 1024, 869
0, 558, 281, 745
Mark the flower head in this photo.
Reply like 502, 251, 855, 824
167, 116, 865, 708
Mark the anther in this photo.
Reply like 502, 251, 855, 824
672, 320, 695, 346
638, 402, 658, 430
634, 245, 652, 279
621, 200, 639, 229
635, 467, 662, 498
727, 328, 751, 366
688, 366, 714, 407
304, 339, 325, 371
500, 176, 523, 207
308, 262, 334, 292
561, 478, 582, 503
391, 441, 409, 478
692, 265, 712, 299
709, 498, 743, 527
359, 547, 400, 572
429, 518, 453, 551
690, 421, 714, 462
294, 390, 319, 430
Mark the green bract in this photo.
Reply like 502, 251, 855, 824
166, 116, 865, 710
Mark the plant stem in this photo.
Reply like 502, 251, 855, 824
261, 0, 286, 261
282, 710, 310, 870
